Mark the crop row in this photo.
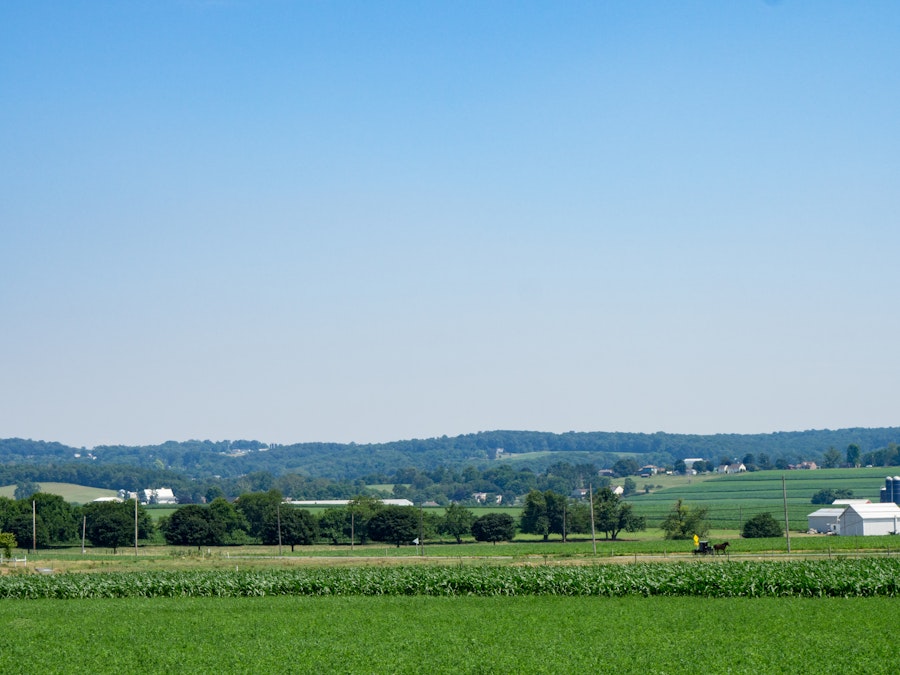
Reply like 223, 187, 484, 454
2, 559, 899, 599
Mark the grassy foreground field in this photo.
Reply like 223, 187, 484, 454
1, 594, 894, 673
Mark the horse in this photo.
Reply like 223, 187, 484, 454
713, 541, 730, 556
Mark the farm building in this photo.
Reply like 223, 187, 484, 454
807, 508, 845, 534
837, 503, 900, 536
716, 462, 746, 474
142, 488, 177, 505
285, 499, 414, 507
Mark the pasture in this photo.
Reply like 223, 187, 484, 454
0, 594, 894, 673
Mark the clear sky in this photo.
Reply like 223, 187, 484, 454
2, 1, 898, 449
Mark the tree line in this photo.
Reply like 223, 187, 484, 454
0, 486, 647, 553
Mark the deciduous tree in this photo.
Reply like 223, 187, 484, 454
471, 513, 515, 544
262, 506, 317, 550
741, 512, 783, 538
846, 444, 861, 468
0, 531, 16, 557
810, 488, 853, 505
81, 499, 154, 553
367, 506, 420, 547
14, 481, 40, 501
439, 503, 476, 544
161, 505, 215, 550
593, 488, 646, 540
661, 499, 709, 540
822, 447, 842, 469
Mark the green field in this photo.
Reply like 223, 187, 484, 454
0, 594, 894, 673
0, 482, 117, 503
627, 468, 892, 529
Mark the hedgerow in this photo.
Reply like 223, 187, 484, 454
2, 559, 898, 599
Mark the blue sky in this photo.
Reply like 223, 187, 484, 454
2, 1, 898, 448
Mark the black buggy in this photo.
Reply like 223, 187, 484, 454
693, 540, 714, 555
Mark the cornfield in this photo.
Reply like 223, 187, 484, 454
2, 559, 899, 599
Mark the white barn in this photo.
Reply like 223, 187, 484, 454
837, 503, 900, 536
807, 508, 845, 534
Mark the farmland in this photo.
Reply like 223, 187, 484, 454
3, 558, 900, 598
625, 467, 892, 529
0, 482, 117, 503
0, 591, 896, 673
2, 559, 899, 674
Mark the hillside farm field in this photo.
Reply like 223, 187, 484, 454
627, 468, 893, 529
0, 482, 117, 503
1, 594, 895, 673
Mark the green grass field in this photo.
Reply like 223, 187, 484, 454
0, 594, 893, 673
0, 482, 117, 503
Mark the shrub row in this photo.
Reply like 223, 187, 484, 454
2, 559, 899, 600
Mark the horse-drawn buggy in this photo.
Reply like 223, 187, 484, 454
693, 540, 729, 556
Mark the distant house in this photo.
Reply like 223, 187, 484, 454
639, 465, 658, 477
792, 461, 818, 470
611, 485, 624, 496
471, 492, 488, 504
716, 463, 746, 474
571, 488, 589, 500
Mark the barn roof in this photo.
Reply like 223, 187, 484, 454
843, 503, 900, 517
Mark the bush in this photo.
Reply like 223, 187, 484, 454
742, 512, 784, 538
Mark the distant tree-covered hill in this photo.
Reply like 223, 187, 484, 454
2, 427, 899, 482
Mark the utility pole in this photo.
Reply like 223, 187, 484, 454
589, 484, 597, 556
782, 475, 791, 553
419, 506, 424, 557
134, 495, 139, 557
